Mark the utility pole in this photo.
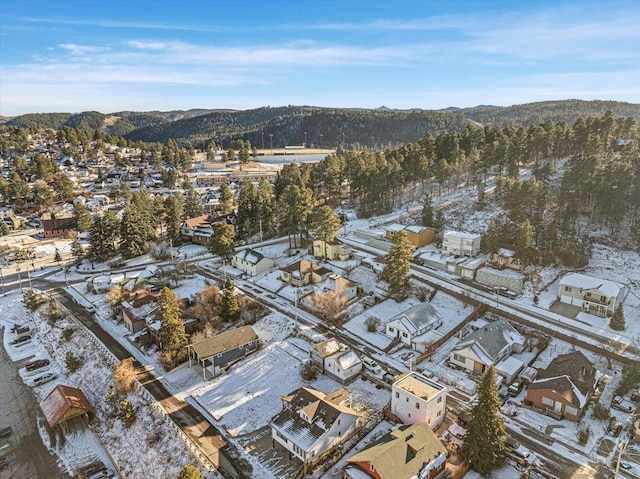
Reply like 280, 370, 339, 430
294, 288, 299, 332
16, 265, 22, 292
615, 439, 626, 478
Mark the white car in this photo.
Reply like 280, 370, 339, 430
27, 372, 57, 387
21, 365, 52, 379
362, 356, 382, 374
89, 468, 115, 479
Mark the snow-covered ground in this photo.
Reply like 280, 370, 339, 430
0, 290, 217, 479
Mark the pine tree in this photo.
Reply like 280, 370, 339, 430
120, 206, 147, 259
157, 287, 187, 352
220, 279, 240, 323
462, 366, 507, 475
177, 465, 204, 479
257, 179, 276, 238
219, 183, 235, 215
89, 211, 120, 261
209, 222, 235, 260
382, 230, 414, 300
71, 239, 84, 261
610, 305, 625, 331
184, 183, 203, 218
236, 182, 259, 240
73, 202, 92, 233
421, 194, 434, 227
310, 205, 341, 243
165, 193, 185, 243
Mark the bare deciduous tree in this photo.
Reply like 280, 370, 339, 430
113, 358, 138, 393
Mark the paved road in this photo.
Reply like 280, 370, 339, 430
0, 327, 70, 479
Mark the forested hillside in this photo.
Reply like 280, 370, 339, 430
4, 100, 639, 149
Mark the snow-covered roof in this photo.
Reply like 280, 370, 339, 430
495, 356, 524, 377
388, 302, 442, 335
335, 350, 361, 370
189, 325, 258, 360
444, 230, 481, 240
497, 248, 516, 257
453, 319, 524, 363
386, 223, 405, 233
403, 225, 428, 234
560, 272, 623, 298
234, 248, 269, 265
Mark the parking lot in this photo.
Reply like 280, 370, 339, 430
0, 327, 69, 479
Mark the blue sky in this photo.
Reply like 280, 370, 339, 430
1, 0, 639, 115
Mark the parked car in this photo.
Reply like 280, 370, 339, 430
25, 359, 50, 372
613, 396, 636, 413
607, 418, 623, 437
362, 356, 382, 375
88, 468, 115, 479
506, 442, 532, 465
383, 372, 396, 384
85, 304, 96, 314
10, 335, 32, 346
508, 379, 524, 397
497, 287, 518, 299
27, 373, 57, 387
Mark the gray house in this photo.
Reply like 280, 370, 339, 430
188, 325, 260, 379
385, 302, 443, 350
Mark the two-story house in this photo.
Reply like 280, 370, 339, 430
442, 231, 481, 257
344, 423, 448, 479
187, 325, 259, 379
315, 274, 359, 301
310, 338, 362, 384
390, 371, 447, 429
231, 249, 275, 277
558, 273, 625, 317
526, 351, 599, 422
489, 248, 523, 271
448, 319, 526, 377
271, 387, 362, 464
121, 290, 159, 333
313, 239, 352, 261
385, 302, 443, 350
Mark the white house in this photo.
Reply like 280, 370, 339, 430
231, 249, 275, 277
448, 319, 526, 376
315, 274, 359, 301
442, 231, 481, 257
310, 338, 362, 384
390, 371, 447, 429
385, 302, 443, 349
558, 273, 625, 317
271, 387, 362, 463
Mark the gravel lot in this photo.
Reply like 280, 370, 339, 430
0, 327, 69, 479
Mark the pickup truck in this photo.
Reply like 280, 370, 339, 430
612, 396, 636, 413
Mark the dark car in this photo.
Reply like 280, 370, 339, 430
25, 359, 50, 372
10, 335, 31, 346
383, 372, 396, 384
607, 417, 623, 437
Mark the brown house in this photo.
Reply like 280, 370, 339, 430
42, 211, 76, 239
40, 385, 94, 434
526, 351, 598, 422
279, 259, 332, 287
122, 290, 159, 333
345, 423, 447, 479
385, 224, 435, 248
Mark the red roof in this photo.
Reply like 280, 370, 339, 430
40, 385, 93, 427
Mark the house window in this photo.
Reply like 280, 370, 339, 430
601, 296, 606, 302
402, 332, 408, 338
370, 464, 375, 472
408, 413, 411, 418
564, 286, 572, 292
541, 397, 554, 407
437, 396, 442, 403
216, 353, 222, 358
395, 392, 400, 399
389, 327, 395, 333
586, 292, 591, 298
565, 406, 578, 416
338, 419, 341, 425
437, 410, 441, 417
416, 402, 420, 409
453, 354, 465, 363
406, 397, 409, 402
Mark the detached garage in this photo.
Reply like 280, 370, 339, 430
40, 384, 94, 434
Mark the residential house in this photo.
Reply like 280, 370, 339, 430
390, 371, 447, 429
187, 325, 259, 379
385, 302, 443, 350
385, 224, 435, 248
489, 248, 523, 271
344, 423, 448, 479
181, 213, 235, 245
526, 351, 599, 422
42, 210, 76, 239
442, 231, 481, 257
313, 239, 352, 261
448, 319, 526, 377
121, 291, 159, 333
315, 274, 359, 301
271, 387, 362, 463
310, 338, 362, 384
232, 249, 275, 277
558, 273, 625, 317
279, 259, 332, 287
40, 385, 94, 434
